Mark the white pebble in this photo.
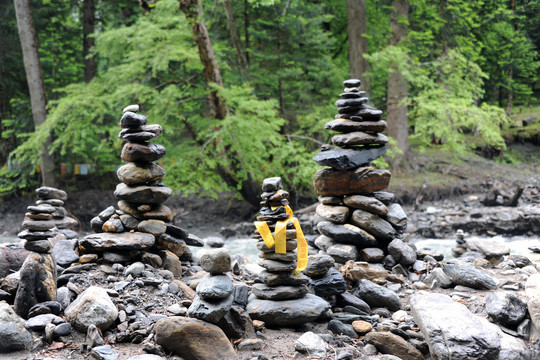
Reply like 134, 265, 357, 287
123, 104, 139, 113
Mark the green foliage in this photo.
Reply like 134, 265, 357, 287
408, 50, 511, 153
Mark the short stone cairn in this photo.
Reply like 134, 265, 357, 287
312, 79, 408, 265
247, 177, 329, 326
82, 105, 203, 264
15, 186, 76, 318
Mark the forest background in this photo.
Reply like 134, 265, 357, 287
1, 0, 540, 209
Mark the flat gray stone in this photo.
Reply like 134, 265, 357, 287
443, 260, 497, 290
80, 232, 155, 251
0, 302, 32, 351
353, 279, 402, 311
251, 284, 308, 300
410, 293, 500, 360
313, 146, 387, 170
247, 293, 330, 326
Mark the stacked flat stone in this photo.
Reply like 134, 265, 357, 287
188, 248, 234, 324
14, 186, 73, 318
312, 79, 408, 264
19, 186, 76, 253
82, 105, 203, 263
247, 177, 330, 326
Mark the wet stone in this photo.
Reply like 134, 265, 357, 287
351, 209, 397, 241
251, 284, 308, 300
262, 177, 283, 192
120, 111, 147, 128
309, 268, 347, 298
259, 252, 297, 262
102, 218, 124, 233
121, 142, 166, 163
137, 219, 167, 236
327, 244, 359, 264
197, 274, 234, 300
200, 248, 231, 274
35, 186, 68, 201
343, 195, 388, 216
316, 204, 350, 223
24, 239, 52, 253
259, 270, 309, 286
25, 212, 52, 220
114, 183, 172, 205
117, 162, 166, 186
343, 79, 362, 88
359, 247, 385, 263
317, 221, 377, 248
303, 254, 335, 278
313, 167, 391, 196
258, 259, 297, 272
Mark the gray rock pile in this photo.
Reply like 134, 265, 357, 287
311, 79, 409, 266
247, 177, 329, 326
82, 105, 203, 264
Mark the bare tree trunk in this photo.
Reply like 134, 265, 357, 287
14, 0, 57, 187
223, 0, 248, 75
83, 0, 97, 82
346, 0, 369, 86
179, 0, 262, 208
180, 0, 228, 119
244, 0, 250, 65
386, 0, 409, 157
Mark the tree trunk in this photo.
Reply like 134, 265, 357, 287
222, 0, 248, 75
244, 0, 250, 65
179, 0, 262, 208
179, 0, 228, 119
346, 0, 369, 86
14, 0, 57, 187
386, 0, 409, 157
83, 0, 96, 82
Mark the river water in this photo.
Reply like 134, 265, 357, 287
3, 234, 539, 263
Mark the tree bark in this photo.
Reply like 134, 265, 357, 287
386, 0, 409, 156
179, 0, 228, 119
13, 0, 57, 187
346, 0, 369, 86
83, 0, 97, 82
222, 0, 248, 75
179, 0, 262, 208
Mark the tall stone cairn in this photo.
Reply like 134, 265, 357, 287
81, 105, 203, 263
14, 186, 76, 317
312, 79, 408, 264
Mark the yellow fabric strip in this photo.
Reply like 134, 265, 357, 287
254, 205, 308, 271
291, 217, 308, 271
254, 221, 275, 249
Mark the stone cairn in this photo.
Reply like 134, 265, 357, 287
312, 79, 409, 267
82, 105, 202, 266
247, 177, 329, 327
15, 186, 77, 318
187, 248, 234, 324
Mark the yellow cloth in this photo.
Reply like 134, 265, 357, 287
254, 205, 308, 272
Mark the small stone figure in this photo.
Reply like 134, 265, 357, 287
15, 186, 76, 318
247, 177, 329, 326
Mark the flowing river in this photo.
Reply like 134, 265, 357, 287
2, 234, 540, 263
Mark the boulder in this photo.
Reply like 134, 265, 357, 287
0, 301, 32, 351
14, 253, 57, 318
410, 293, 500, 359
65, 286, 118, 332
153, 316, 236, 360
